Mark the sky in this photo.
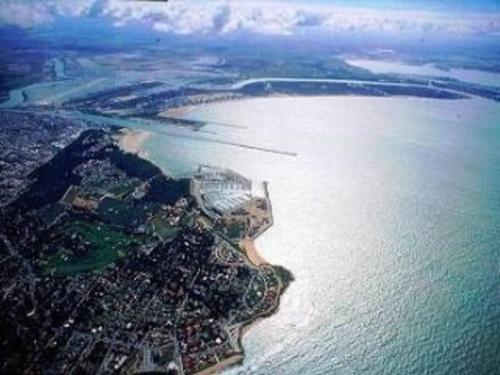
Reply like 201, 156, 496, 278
307, 0, 500, 12
0, 0, 499, 38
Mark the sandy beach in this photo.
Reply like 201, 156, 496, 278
240, 237, 268, 266
194, 354, 244, 375
160, 105, 196, 118
116, 129, 151, 157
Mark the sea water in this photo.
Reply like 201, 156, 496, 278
139, 96, 500, 374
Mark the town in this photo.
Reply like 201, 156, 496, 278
0, 111, 87, 206
0, 128, 292, 374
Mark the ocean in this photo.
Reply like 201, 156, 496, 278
138, 96, 500, 374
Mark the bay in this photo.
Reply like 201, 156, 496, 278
138, 96, 500, 374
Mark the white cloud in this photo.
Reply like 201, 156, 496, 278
0, 0, 96, 27
1, 0, 499, 38
0, 2, 53, 28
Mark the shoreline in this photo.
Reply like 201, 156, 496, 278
240, 237, 268, 266
239, 181, 274, 267
194, 354, 244, 375
158, 92, 473, 132
115, 128, 151, 158
117, 116, 291, 375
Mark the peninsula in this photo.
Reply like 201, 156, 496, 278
0, 128, 292, 374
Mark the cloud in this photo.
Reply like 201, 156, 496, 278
1, 0, 499, 38
0, 0, 96, 27
103, 1, 500, 37
0, 2, 53, 28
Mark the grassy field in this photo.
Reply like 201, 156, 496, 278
226, 222, 243, 239
98, 198, 159, 229
152, 215, 179, 241
43, 220, 139, 276
107, 178, 141, 198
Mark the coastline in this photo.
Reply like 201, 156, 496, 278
193, 354, 244, 375
118, 119, 291, 375
240, 180, 274, 267
240, 237, 268, 266
115, 128, 151, 158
